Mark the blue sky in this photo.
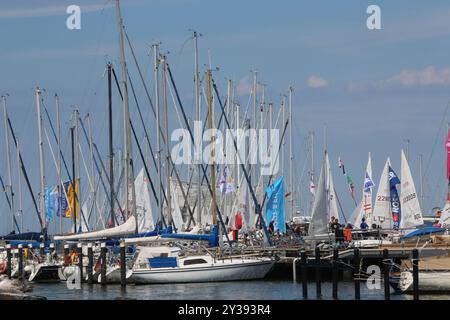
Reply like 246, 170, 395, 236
1, 0, 450, 234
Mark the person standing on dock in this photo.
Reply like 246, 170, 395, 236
360, 218, 369, 230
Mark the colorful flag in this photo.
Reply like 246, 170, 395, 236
388, 166, 401, 230
338, 157, 357, 206
338, 157, 345, 174
265, 176, 286, 233
446, 129, 450, 181
65, 180, 79, 218
45, 186, 59, 222
363, 172, 375, 192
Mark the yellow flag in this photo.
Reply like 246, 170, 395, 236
66, 179, 79, 218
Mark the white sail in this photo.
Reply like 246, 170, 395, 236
372, 158, 392, 229
350, 153, 374, 228
134, 168, 156, 233
400, 150, 424, 229
81, 202, 90, 233
170, 177, 185, 231
54, 215, 136, 241
308, 152, 337, 235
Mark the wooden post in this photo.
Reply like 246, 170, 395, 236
301, 250, 308, 299
18, 244, 23, 279
315, 247, 321, 298
100, 243, 107, 286
383, 249, 390, 300
64, 244, 69, 266
87, 243, 93, 285
39, 243, 45, 257
353, 248, 361, 300
412, 249, 419, 301
332, 248, 338, 299
77, 243, 83, 283
6, 244, 11, 279
120, 241, 126, 287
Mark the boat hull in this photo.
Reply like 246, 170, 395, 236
400, 271, 450, 292
131, 259, 275, 284
28, 264, 65, 282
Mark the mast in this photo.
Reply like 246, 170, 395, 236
107, 62, 115, 227
419, 153, 424, 208
236, 103, 241, 188
281, 94, 286, 179
206, 69, 218, 225
310, 131, 315, 217
55, 94, 63, 234
2, 95, 15, 232
16, 137, 23, 233
35, 88, 47, 236
193, 31, 202, 226
162, 55, 172, 227
87, 114, 96, 231
153, 43, 163, 226
70, 122, 76, 233
252, 71, 257, 188
115, 0, 136, 231
289, 86, 294, 220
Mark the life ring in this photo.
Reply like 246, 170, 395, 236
0, 261, 7, 274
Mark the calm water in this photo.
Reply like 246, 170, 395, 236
29, 280, 450, 300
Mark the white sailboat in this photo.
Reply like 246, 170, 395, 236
134, 168, 157, 233
399, 149, 424, 229
372, 158, 393, 229
305, 151, 338, 241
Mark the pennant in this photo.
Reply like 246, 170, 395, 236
363, 172, 375, 192
309, 175, 315, 195
265, 177, 286, 233
339, 157, 357, 206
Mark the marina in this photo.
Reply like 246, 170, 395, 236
1, 0, 450, 308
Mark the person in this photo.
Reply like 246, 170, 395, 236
333, 219, 344, 245
329, 216, 336, 231
360, 217, 369, 230
330, 218, 340, 233
433, 220, 442, 228
268, 219, 275, 234
344, 223, 353, 242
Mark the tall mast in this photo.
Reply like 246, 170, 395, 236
107, 62, 115, 227
206, 69, 218, 225
252, 71, 257, 187
70, 116, 76, 233
2, 95, 15, 232
87, 114, 95, 231
115, 0, 136, 231
310, 131, 315, 216
193, 31, 202, 226
162, 55, 172, 227
236, 103, 241, 187
419, 153, 424, 207
16, 137, 23, 233
35, 88, 47, 236
153, 43, 163, 226
55, 94, 62, 234
74, 109, 81, 231
289, 86, 294, 220
281, 95, 286, 179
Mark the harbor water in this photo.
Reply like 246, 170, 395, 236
28, 280, 447, 300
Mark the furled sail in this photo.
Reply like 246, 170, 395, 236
134, 168, 156, 233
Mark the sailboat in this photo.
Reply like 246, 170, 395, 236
304, 151, 338, 243
372, 158, 393, 230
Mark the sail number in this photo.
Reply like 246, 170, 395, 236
402, 193, 416, 204
377, 196, 390, 202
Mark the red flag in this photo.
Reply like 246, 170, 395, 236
447, 129, 450, 180
235, 212, 243, 230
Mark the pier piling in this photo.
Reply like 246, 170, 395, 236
6, 244, 11, 279
63, 244, 69, 266
18, 244, 23, 279
100, 243, 107, 286
77, 243, 83, 283
412, 249, 419, 301
300, 250, 308, 299
120, 241, 126, 287
353, 248, 361, 300
332, 248, 338, 299
87, 243, 93, 285
315, 247, 321, 298
383, 249, 390, 300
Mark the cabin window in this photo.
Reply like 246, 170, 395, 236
183, 258, 207, 266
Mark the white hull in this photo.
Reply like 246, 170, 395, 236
400, 271, 450, 292
350, 239, 392, 248
28, 263, 65, 282
97, 266, 133, 284
132, 259, 275, 284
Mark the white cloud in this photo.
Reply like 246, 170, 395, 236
307, 75, 328, 89
384, 66, 450, 87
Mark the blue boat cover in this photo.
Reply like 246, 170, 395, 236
148, 257, 177, 268
401, 227, 445, 239
1, 232, 43, 241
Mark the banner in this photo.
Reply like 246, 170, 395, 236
388, 166, 401, 230
58, 180, 79, 218
265, 176, 286, 233
45, 186, 59, 221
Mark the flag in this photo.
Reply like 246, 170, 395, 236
265, 176, 286, 233
338, 157, 345, 174
309, 175, 315, 195
64, 180, 79, 218
363, 172, 375, 192
45, 186, 59, 222
388, 166, 401, 230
